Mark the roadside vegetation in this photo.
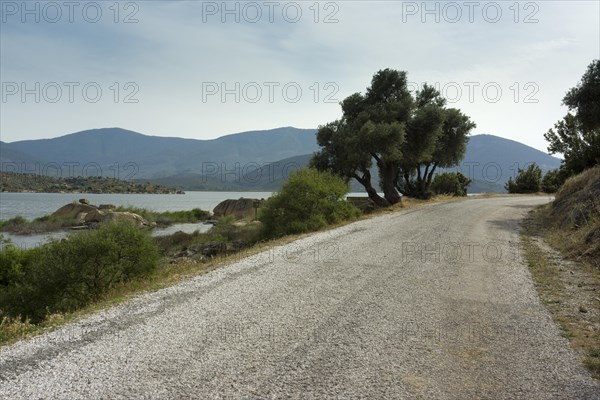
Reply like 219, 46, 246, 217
259, 169, 360, 239
522, 167, 600, 378
0, 222, 160, 332
522, 59, 600, 378
430, 172, 471, 196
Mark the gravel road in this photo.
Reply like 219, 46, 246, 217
1, 196, 598, 399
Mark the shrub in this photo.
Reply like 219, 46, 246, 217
0, 221, 160, 322
114, 206, 210, 226
431, 172, 471, 196
259, 168, 360, 239
541, 169, 566, 193
505, 163, 542, 193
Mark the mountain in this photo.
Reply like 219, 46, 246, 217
0, 141, 41, 166
455, 134, 561, 185
1, 128, 561, 193
3, 127, 318, 179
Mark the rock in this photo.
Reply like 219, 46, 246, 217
190, 241, 227, 257
52, 201, 98, 219
102, 211, 155, 227
76, 212, 88, 224
175, 249, 194, 258
83, 209, 106, 223
79, 198, 90, 205
99, 204, 116, 210
213, 198, 264, 220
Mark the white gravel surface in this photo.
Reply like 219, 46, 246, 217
1, 196, 599, 399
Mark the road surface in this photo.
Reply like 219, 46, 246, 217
1, 196, 598, 399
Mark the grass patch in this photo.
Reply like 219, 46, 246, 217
0, 215, 78, 234
112, 206, 211, 226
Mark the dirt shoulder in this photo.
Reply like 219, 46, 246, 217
522, 204, 600, 379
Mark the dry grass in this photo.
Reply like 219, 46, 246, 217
521, 170, 600, 379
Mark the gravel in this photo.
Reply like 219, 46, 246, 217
1, 196, 598, 399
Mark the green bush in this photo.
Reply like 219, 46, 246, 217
431, 172, 471, 196
114, 206, 210, 226
0, 222, 160, 322
505, 163, 542, 193
259, 168, 360, 239
541, 169, 566, 193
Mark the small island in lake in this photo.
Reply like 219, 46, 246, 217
0, 172, 184, 194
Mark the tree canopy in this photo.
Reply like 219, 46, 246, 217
311, 69, 475, 205
544, 60, 600, 177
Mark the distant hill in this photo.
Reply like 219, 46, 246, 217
0, 141, 41, 166
0, 172, 182, 194
1, 128, 561, 193
2, 127, 318, 179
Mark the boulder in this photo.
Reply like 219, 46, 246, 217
213, 198, 264, 220
52, 201, 98, 219
102, 211, 155, 227
83, 209, 106, 223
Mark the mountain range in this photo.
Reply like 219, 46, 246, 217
0, 127, 562, 193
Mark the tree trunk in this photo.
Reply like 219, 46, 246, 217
380, 162, 401, 205
353, 170, 389, 207
426, 163, 437, 187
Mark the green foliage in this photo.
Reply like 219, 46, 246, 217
505, 163, 542, 194
545, 60, 600, 177
541, 169, 566, 193
259, 169, 360, 239
545, 113, 600, 177
155, 208, 211, 225
431, 172, 471, 196
563, 59, 600, 133
112, 206, 210, 225
0, 222, 160, 322
312, 68, 475, 205
1, 216, 27, 228
0, 215, 77, 234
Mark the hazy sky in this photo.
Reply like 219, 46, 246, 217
1, 1, 599, 152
